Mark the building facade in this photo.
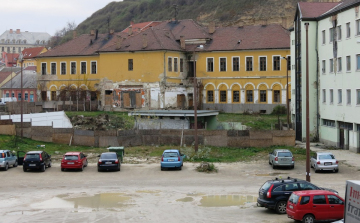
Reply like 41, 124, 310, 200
291, 0, 360, 152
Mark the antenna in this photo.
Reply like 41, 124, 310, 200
173, 4, 178, 21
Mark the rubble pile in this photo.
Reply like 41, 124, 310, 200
71, 114, 123, 130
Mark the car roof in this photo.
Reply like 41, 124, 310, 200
274, 149, 291, 152
26, 151, 44, 154
64, 152, 81, 155
293, 190, 337, 196
0, 150, 10, 152
163, 150, 179, 153
101, 152, 117, 155
316, 152, 333, 155
268, 177, 306, 184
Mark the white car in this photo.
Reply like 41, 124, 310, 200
311, 152, 339, 173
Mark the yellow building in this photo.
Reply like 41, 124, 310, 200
36, 20, 290, 113
17, 47, 47, 68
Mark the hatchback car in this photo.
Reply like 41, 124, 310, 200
310, 152, 339, 173
269, 149, 294, 169
257, 177, 338, 214
0, 150, 18, 171
161, 149, 184, 171
61, 152, 88, 171
97, 152, 120, 172
286, 190, 344, 223
23, 151, 52, 172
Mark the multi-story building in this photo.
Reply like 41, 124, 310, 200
16, 47, 47, 68
291, 0, 360, 152
36, 19, 290, 114
0, 29, 51, 57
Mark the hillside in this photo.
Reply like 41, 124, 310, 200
75, 0, 329, 35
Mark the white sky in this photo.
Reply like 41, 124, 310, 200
1, 0, 120, 35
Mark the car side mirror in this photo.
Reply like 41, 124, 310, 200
97, 155, 100, 157
84, 155, 87, 157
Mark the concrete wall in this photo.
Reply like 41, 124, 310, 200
203, 103, 281, 114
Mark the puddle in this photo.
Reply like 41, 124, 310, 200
200, 195, 257, 207
255, 172, 287, 176
177, 197, 194, 202
31, 193, 133, 211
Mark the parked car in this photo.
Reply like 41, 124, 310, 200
97, 152, 120, 172
269, 149, 294, 169
0, 150, 18, 171
0, 97, 17, 104
310, 152, 339, 173
257, 177, 338, 214
160, 149, 185, 171
61, 152, 88, 171
286, 190, 344, 223
23, 151, 52, 172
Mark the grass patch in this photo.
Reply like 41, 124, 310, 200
217, 113, 287, 130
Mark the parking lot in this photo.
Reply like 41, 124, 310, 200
1, 145, 356, 223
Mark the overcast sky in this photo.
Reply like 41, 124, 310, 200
1, 0, 120, 36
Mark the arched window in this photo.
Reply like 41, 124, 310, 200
273, 84, 281, 103
206, 84, 214, 103
258, 84, 267, 103
245, 84, 254, 103
218, 84, 227, 103
232, 84, 240, 103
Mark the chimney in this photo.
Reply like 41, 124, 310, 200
128, 26, 133, 35
73, 30, 77, 39
209, 22, 215, 34
9, 29, 13, 34
110, 29, 115, 35
116, 36, 123, 50
90, 30, 95, 36
16, 29, 20, 34
180, 36, 185, 50
142, 33, 147, 49
95, 29, 99, 40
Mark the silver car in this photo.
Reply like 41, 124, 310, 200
311, 152, 339, 173
268, 149, 294, 169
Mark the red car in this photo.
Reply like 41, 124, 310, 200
61, 152, 88, 171
286, 190, 344, 223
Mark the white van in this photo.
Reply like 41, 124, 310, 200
0, 97, 17, 104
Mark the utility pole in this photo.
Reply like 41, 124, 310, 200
193, 47, 198, 152
19, 53, 24, 138
282, 56, 290, 128
305, 23, 311, 182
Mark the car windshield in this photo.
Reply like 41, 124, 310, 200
26, 154, 40, 159
288, 193, 299, 204
0, 153, 4, 158
278, 152, 292, 157
163, 152, 178, 158
64, 155, 78, 160
319, 154, 335, 160
100, 153, 117, 159
261, 182, 272, 191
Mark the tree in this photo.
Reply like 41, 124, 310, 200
271, 105, 286, 129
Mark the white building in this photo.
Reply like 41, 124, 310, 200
291, 0, 360, 152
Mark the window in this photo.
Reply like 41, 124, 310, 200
25, 93, 28, 101
18, 93, 21, 101
347, 89, 351, 105
41, 63, 47, 75
346, 56, 351, 71
330, 28, 334, 42
338, 57, 342, 72
322, 89, 326, 103
357, 89, 360, 105
51, 62, 56, 75
12, 93, 14, 97
246, 57, 253, 71
180, 58, 184, 72
299, 183, 318, 190
91, 61, 97, 74
284, 183, 299, 191
327, 195, 343, 204
323, 119, 336, 127
287, 56, 291, 71
273, 56, 280, 71
51, 91, 56, 101
207, 91, 214, 102
346, 22, 351, 38
69, 62, 76, 74
260, 90, 267, 102
274, 90, 280, 103
81, 62, 86, 74
174, 58, 178, 72
128, 59, 133, 71
5, 93, 9, 97
30, 93, 34, 102
338, 89, 342, 104
60, 62, 66, 75
330, 89, 333, 103
259, 57, 266, 71
300, 196, 310, 205
337, 26, 342, 40
357, 54, 360, 70
220, 57, 226, 71
232, 57, 239, 71
322, 60, 326, 73
330, 58, 334, 73
233, 91, 240, 102
168, 57, 172, 72
246, 90, 253, 102
313, 195, 327, 204
322, 30, 326, 44
220, 90, 226, 102
357, 19, 360, 35
207, 58, 214, 72
18, 47, 21, 53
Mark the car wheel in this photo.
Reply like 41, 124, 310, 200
275, 201, 287, 214
23, 167, 27, 172
48, 162, 52, 168
61, 168, 65, 172
4, 163, 8, 171
314, 166, 318, 173
269, 159, 271, 165
117, 164, 120, 172
97, 168, 101, 172
41, 165, 45, 172
302, 214, 315, 223
272, 162, 276, 169
335, 169, 339, 173
80, 165, 84, 171
84, 160, 88, 167
179, 166, 182, 170
13, 160, 18, 167
161, 167, 164, 171
291, 165, 294, 169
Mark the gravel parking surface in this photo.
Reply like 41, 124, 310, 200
1, 145, 356, 223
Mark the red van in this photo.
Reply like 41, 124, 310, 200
286, 190, 344, 223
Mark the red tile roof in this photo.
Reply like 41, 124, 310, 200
6, 53, 19, 63
122, 21, 162, 34
22, 47, 45, 59
298, 2, 340, 19
0, 71, 12, 83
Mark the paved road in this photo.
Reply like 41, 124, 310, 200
0, 148, 354, 223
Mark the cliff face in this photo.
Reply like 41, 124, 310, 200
73, 0, 340, 36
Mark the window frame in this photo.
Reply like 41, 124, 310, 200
322, 60, 326, 74
168, 57, 172, 72
346, 22, 351, 38
346, 55, 351, 72
329, 58, 334, 73
322, 30, 326, 44
219, 90, 227, 103
356, 89, 360, 105
273, 55, 281, 71
80, 61, 87, 74
91, 61, 97, 74
357, 54, 360, 71
173, 57, 178, 72
128, 59, 133, 71
338, 89, 342, 104
330, 89, 334, 104
347, 89, 351, 105
245, 56, 253, 71
337, 57, 342, 72
207, 90, 214, 103
329, 27, 334, 43
41, 62, 47, 75
70, 61, 76, 74
60, 62, 66, 75
180, 58, 184, 72
322, 89, 326, 103
206, 57, 214, 72
357, 19, 360, 36
273, 90, 281, 103
260, 90, 267, 103
219, 57, 227, 72
246, 90, 253, 102
50, 62, 56, 75
232, 56, 240, 71
259, 56, 267, 71
233, 90, 240, 103
337, 25, 342, 40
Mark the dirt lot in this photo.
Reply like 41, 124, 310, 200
0, 150, 355, 223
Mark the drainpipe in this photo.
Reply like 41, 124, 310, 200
315, 22, 319, 140
162, 51, 167, 108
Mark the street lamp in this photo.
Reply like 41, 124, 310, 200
282, 56, 290, 129
305, 23, 311, 182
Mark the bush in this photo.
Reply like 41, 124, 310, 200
181, 146, 211, 161
196, 162, 218, 173
271, 105, 286, 115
